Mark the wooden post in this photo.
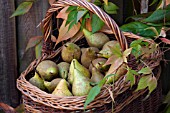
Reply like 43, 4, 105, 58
0, 0, 19, 107
16, 0, 49, 73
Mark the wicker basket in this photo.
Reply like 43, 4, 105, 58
17, 0, 163, 112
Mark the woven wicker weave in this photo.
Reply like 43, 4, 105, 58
17, 0, 163, 112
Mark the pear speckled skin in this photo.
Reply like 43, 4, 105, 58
61, 43, 81, 63
29, 72, 46, 90
91, 67, 104, 83
52, 79, 72, 96
83, 28, 110, 49
72, 69, 92, 96
81, 47, 99, 68
68, 59, 90, 84
36, 60, 58, 81
57, 62, 70, 79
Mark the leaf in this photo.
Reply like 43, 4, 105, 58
123, 48, 132, 63
56, 6, 69, 20
48, 0, 55, 6
81, 13, 90, 30
66, 6, 77, 12
163, 90, 170, 104
94, 0, 102, 6
35, 41, 42, 59
104, 55, 119, 65
138, 67, 152, 74
25, 36, 43, 51
66, 10, 78, 26
149, 0, 159, 6
160, 38, 170, 44
10, 1, 33, 18
77, 10, 88, 22
0, 103, 15, 112
136, 75, 151, 91
126, 67, 137, 87
109, 43, 122, 57
144, 9, 170, 23
84, 85, 101, 109
106, 57, 123, 75
56, 20, 80, 45
103, 0, 108, 5
91, 14, 105, 33
103, 2, 119, 14
15, 104, 25, 113
120, 22, 161, 38
148, 76, 157, 94
51, 35, 57, 42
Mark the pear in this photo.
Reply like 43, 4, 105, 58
29, 72, 46, 90
106, 63, 127, 84
81, 47, 99, 68
91, 67, 104, 83
98, 41, 119, 58
68, 59, 91, 84
90, 58, 109, 73
57, 62, 70, 79
44, 78, 62, 93
36, 60, 58, 81
83, 28, 110, 49
61, 42, 81, 63
52, 79, 72, 96
72, 69, 92, 96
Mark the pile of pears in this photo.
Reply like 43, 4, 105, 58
29, 29, 127, 97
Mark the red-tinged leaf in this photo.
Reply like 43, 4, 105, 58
100, 25, 112, 34
56, 6, 69, 20
106, 57, 123, 75
160, 38, 170, 44
86, 18, 92, 31
148, 76, 157, 94
10, 1, 33, 18
51, 35, 57, 42
48, 0, 56, 6
55, 20, 81, 46
25, 36, 43, 51
70, 30, 84, 42
104, 55, 119, 66
0, 102, 15, 112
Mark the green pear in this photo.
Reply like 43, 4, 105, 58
98, 41, 119, 58
36, 60, 58, 81
90, 58, 109, 73
106, 63, 127, 84
44, 78, 62, 93
68, 59, 91, 84
91, 67, 104, 83
57, 62, 70, 79
81, 47, 99, 68
61, 42, 81, 63
83, 28, 110, 49
29, 72, 46, 90
72, 69, 92, 96
52, 79, 72, 96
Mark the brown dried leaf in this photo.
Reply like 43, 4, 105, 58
48, 0, 56, 6
51, 35, 57, 42
100, 25, 113, 34
106, 57, 123, 75
86, 18, 92, 31
56, 6, 69, 20
55, 20, 81, 46
0, 103, 15, 113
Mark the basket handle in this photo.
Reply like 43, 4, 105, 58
43, 0, 128, 52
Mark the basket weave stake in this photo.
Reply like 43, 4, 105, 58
17, 0, 162, 112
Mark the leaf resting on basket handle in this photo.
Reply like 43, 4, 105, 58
84, 74, 115, 109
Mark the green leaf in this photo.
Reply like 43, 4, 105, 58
66, 10, 78, 26
148, 76, 157, 94
84, 85, 101, 109
163, 91, 170, 104
125, 67, 138, 87
109, 43, 122, 57
77, 10, 88, 22
138, 67, 152, 74
103, 2, 119, 14
149, 0, 159, 6
25, 36, 43, 51
91, 14, 105, 33
136, 75, 151, 91
66, 6, 77, 12
84, 74, 113, 109
144, 9, 170, 23
35, 41, 42, 59
94, 0, 102, 6
123, 48, 132, 63
165, 106, 170, 113
10, 1, 33, 18
81, 13, 90, 30
120, 22, 161, 38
